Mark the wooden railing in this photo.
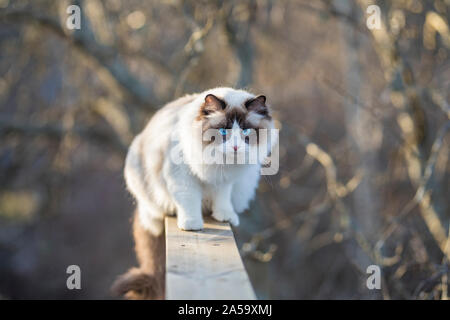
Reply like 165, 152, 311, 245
165, 216, 256, 299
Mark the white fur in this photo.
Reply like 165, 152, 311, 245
124, 88, 269, 234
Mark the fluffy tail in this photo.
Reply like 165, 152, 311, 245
111, 210, 165, 300
111, 268, 163, 300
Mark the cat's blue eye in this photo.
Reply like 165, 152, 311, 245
219, 128, 227, 136
242, 128, 251, 136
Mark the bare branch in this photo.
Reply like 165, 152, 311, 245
375, 121, 450, 258
0, 8, 160, 111
222, 1, 255, 88
0, 117, 127, 155
171, 2, 214, 97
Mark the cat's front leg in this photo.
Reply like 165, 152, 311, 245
173, 188, 203, 231
165, 162, 203, 231
211, 184, 239, 226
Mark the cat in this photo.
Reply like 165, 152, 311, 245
112, 87, 276, 299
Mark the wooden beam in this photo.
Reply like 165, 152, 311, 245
165, 216, 256, 300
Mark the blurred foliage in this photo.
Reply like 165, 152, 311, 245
0, 0, 449, 299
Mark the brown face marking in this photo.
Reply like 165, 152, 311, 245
197, 93, 272, 146
224, 109, 246, 128
197, 94, 226, 121
245, 95, 270, 118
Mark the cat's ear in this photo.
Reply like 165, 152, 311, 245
201, 94, 226, 116
245, 95, 268, 116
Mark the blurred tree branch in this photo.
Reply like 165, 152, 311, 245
296, 1, 368, 35
0, 7, 160, 111
357, 0, 449, 259
0, 117, 127, 155
222, 0, 256, 88
171, 0, 214, 97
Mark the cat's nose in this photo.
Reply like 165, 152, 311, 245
233, 145, 239, 151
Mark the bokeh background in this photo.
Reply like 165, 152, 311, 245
0, 0, 449, 299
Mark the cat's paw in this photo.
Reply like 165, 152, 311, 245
177, 217, 203, 231
212, 210, 240, 226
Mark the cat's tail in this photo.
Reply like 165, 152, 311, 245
111, 267, 162, 299
111, 209, 165, 300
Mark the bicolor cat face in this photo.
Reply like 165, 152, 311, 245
196, 92, 273, 163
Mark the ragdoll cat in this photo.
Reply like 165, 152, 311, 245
125, 87, 275, 234
112, 87, 276, 299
